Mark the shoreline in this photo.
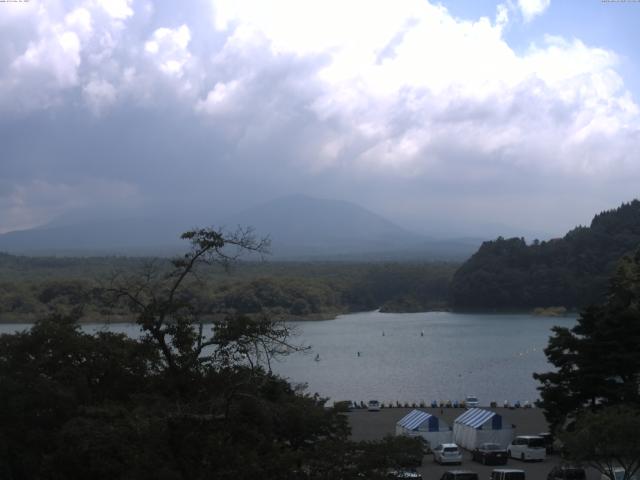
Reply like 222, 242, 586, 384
0, 307, 577, 325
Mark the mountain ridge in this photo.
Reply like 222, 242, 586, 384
0, 194, 479, 260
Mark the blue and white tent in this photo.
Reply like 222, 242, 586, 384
453, 408, 514, 449
395, 409, 452, 447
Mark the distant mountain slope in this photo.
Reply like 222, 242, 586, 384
0, 194, 480, 260
224, 194, 479, 260
225, 194, 419, 254
0, 217, 188, 255
451, 200, 640, 310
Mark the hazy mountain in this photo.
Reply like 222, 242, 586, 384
224, 194, 414, 253
222, 194, 480, 260
0, 194, 481, 259
0, 217, 189, 256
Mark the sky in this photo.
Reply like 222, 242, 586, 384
1, 0, 640, 239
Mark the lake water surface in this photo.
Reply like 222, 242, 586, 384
0, 311, 575, 405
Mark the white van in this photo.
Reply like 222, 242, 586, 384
465, 395, 479, 408
507, 436, 546, 461
367, 400, 380, 411
600, 468, 639, 480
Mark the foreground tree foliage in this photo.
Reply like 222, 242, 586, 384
0, 227, 423, 479
534, 249, 640, 432
560, 406, 640, 480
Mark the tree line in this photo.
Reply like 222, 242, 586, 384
0, 256, 456, 323
451, 200, 640, 310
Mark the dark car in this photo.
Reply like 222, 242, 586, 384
538, 432, 555, 454
439, 470, 479, 480
471, 442, 508, 465
547, 466, 586, 480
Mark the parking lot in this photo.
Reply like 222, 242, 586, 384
347, 407, 601, 480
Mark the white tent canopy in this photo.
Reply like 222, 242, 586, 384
395, 409, 452, 448
453, 408, 514, 450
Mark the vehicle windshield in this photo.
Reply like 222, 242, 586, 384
507, 474, 525, 480
613, 471, 638, 480
467, 397, 478, 402
483, 444, 501, 450
369, 400, 379, 404
527, 438, 545, 447
563, 469, 585, 479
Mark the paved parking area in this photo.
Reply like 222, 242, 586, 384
347, 408, 601, 480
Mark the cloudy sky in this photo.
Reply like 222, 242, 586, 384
1, 0, 639, 238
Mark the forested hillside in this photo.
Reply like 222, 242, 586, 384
451, 200, 640, 310
0, 255, 456, 322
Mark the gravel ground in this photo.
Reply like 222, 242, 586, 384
347, 407, 601, 480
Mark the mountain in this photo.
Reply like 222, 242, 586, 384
0, 217, 189, 256
450, 199, 640, 310
224, 194, 417, 256
223, 194, 478, 260
0, 195, 480, 260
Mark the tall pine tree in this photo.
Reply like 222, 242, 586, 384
534, 249, 640, 431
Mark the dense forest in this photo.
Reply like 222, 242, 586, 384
451, 200, 640, 310
0, 254, 456, 323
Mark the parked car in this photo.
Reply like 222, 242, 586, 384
433, 443, 463, 465
471, 442, 508, 465
538, 432, 555, 454
387, 468, 423, 479
465, 395, 479, 408
439, 470, 479, 480
547, 465, 586, 480
367, 400, 381, 411
600, 468, 639, 480
507, 435, 546, 461
491, 469, 525, 480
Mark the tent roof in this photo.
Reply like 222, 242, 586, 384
397, 409, 435, 430
454, 408, 499, 428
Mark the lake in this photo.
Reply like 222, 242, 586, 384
0, 311, 575, 406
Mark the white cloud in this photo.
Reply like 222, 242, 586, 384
93, 0, 134, 21
144, 25, 192, 77
11, 13, 83, 89
65, 8, 93, 38
517, 0, 551, 22
83, 77, 117, 114
196, 80, 241, 115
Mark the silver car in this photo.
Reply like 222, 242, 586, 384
433, 443, 463, 465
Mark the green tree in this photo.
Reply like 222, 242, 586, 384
0, 227, 425, 479
534, 249, 640, 432
561, 406, 640, 480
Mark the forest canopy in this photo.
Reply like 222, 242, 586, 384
451, 200, 640, 310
